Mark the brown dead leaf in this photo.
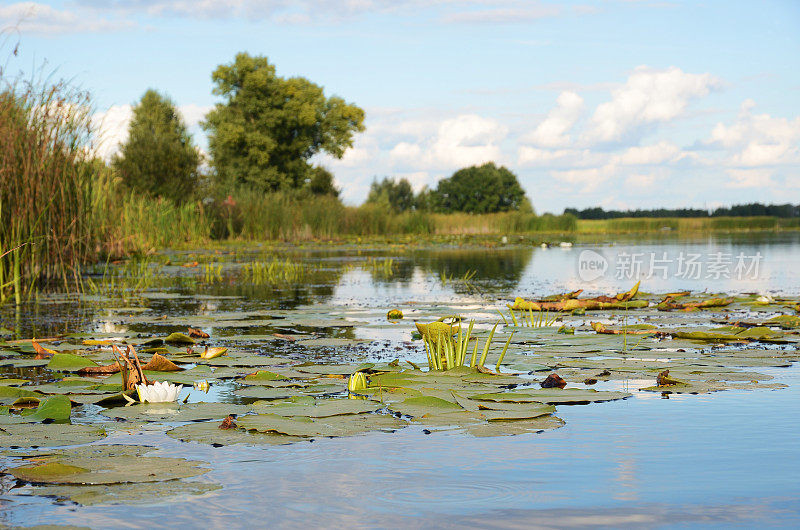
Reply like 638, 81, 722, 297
32, 339, 56, 359
77, 361, 121, 376
541, 373, 567, 389
187, 327, 209, 339
656, 369, 684, 386
142, 353, 182, 372
219, 415, 237, 430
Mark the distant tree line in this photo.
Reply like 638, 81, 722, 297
564, 203, 800, 219
367, 162, 531, 214
110, 53, 535, 216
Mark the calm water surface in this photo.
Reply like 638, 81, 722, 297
2, 234, 799, 529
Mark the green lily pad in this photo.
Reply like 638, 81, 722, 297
474, 401, 557, 422
9, 451, 208, 484
252, 398, 381, 418
164, 333, 196, 344
0, 378, 29, 386
100, 402, 250, 423
388, 396, 463, 418
471, 388, 631, 404
24, 395, 72, 423
0, 423, 107, 447
465, 415, 566, 437
238, 412, 405, 437
242, 370, 287, 381
294, 363, 368, 375
167, 420, 305, 446
47, 353, 98, 371
29, 480, 222, 506
233, 387, 298, 400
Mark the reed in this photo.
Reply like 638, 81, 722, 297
0, 63, 96, 298
241, 258, 314, 285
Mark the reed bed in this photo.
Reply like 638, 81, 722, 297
0, 71, 96, 300
576, 216, 798, 234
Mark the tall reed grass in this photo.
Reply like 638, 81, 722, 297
213, 190, 577, 241
0, 67, 96, 299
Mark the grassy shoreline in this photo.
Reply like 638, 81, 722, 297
575, 216, 800, 234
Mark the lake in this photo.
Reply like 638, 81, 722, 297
1, 233, 799, 528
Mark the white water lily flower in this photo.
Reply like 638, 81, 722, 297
136, 381, 183, 403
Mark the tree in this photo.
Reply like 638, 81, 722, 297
365, 177, 414, 212
307, 166, 340, 197
202, 53, 365, 193
432, 162, 527, 213
113, 89, 199, 203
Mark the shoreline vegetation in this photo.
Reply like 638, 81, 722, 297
1, 42, 798, 303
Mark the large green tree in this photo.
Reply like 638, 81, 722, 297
432, 162, 528, 214
365, 177, 414, 212
203, 53, 365, 192
113, 89, 199, 203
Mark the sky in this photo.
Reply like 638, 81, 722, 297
1, 0, 799, 213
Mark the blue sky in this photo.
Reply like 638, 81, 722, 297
2, 0, 799, 212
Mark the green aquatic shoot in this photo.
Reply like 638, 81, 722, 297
477, 321, 500, 368
506, 305, 518, 326
496, 331, 515, 373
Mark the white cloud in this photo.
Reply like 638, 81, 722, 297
612, 141, 681, 165
76, 1, 571, 24
443, 5, 562, 24
585, 66, 720, 144
521, 91, 583, 148
92, 104, 133, 161
725, 168, 774, 188
709, 99, 800, 167
91, 103, 211, 161
428, 114, 507, 168
551, 163, 617, 192
386, 114, 507, 170
389, 142, 422, 163
624, 173, 657, 188
0, 2, 131, 34
178, 104, 212, 128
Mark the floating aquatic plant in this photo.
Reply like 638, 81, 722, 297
134, 381, 183, 403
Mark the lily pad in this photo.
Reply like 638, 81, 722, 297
238, 412, 405, 437
29, 480, 222, 506
100, 402, 250, 423
0, 423, 107, 447
465, 415, 566, 437
164, 332, 196, 344
167, 420, 305, 446
252, 398, 381, 418
471, 388, 631, 404
9, 451, 208, 484
47, 353, 98, 371
24, 395, 72, 423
